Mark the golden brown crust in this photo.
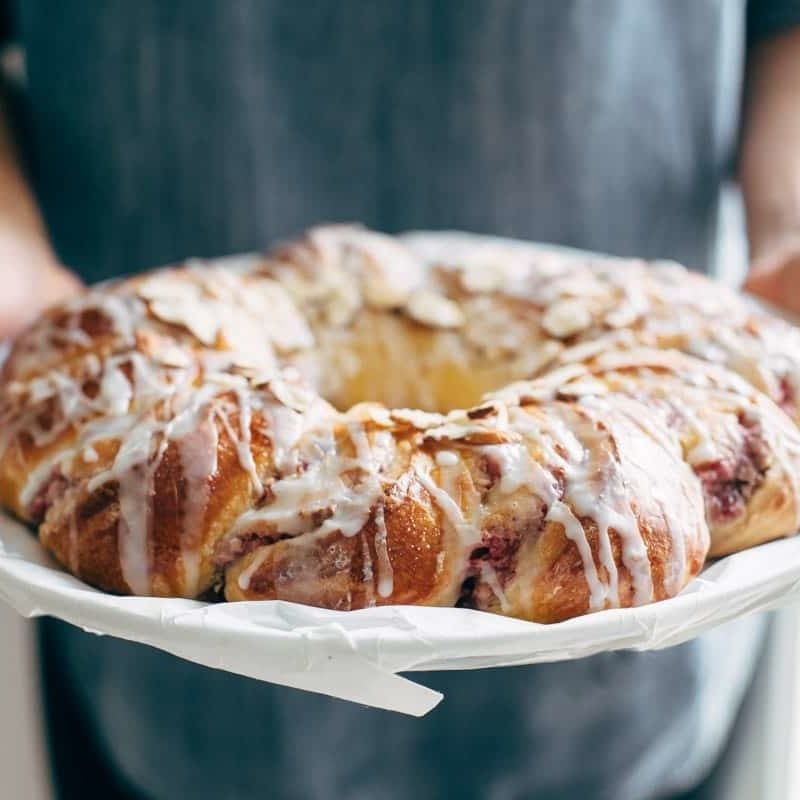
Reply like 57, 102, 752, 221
226, 473, 458, 608
37, 393, 286, 597
513, 348, 800, 557
225, 395, 710, 623
1, 226, 799, 624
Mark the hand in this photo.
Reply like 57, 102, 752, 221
744, 235, 800, 317
0, 230, 82, 339
737, 27, 800, 318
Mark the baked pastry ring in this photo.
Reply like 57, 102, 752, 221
2, 226, 799, 622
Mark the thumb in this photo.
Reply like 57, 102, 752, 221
744, 251, 800, 316
0, 262, 82, 339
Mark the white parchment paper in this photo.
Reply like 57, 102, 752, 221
2, 510, 800, 717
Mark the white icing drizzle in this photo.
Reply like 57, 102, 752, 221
229, 421, 391, 545
435, 449, 459, 467
7, 224, 800, 620
545, 501, 607, 610
264, 403, 306, 473
481, 442, 557, 503
92, 293, 142, 346
73, 377, 236, 594
373, 502, 394, 598
480, 437, 617, 606
19, 453, 66, 511
610, 400, 694, 594
504, 403, 655, 609
567, 403, 653, 606
360, 529, 376, 607
415, 469, 480, 546
502, 408, 611, 608
99, 362, 133, 416
607, 367, 720, 468
233, 458, 339, 537
346, 421, 395, 600
675, 404, 719, 465
480, 562, 511, 612
561, 438, 629, 609
176, 412, 219, 594
347, 421, 373, 465
212, 391, 262, 495
237, 546, 270, 591
232, 386, 262, 495
12, 346, 196, 511
315, 423, 387, 538
105, 420, 162, 594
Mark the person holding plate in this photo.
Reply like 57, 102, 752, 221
1, 2, 800, 798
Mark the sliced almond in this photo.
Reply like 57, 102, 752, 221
423, 424, 522, 446
556, 378, 609, 399
266, 378, 313, 412
405, 290, 465, 329
137, 273, 191, 303
390, 408, 446, 430
324, 272, 362, 327
153, 343, 193, 368
346, 403, 395, 428
541, 298, 593, 339
458, 264, 506, 294
149, 298, 221, 346
604, 305, 640, 329
238, 280, 314, 353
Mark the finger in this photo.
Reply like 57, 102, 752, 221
0, 264, 82, 339
745, 254, 800, 315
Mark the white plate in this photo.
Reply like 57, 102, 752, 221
2, 509, 800, 716
2, 234, 800, 716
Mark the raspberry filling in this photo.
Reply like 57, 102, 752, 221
470, 526, 520, 575
213, 530, 291, 567
695, 416, 771, 523
27, 467, 70, 522
458, 524, 526, 609
778, 376, 796, 417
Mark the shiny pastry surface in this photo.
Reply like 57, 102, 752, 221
2, 226, 799, 622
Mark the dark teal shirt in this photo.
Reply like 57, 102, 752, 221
16, 0, 789, 284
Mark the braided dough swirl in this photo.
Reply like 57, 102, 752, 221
2, 226, 799, 622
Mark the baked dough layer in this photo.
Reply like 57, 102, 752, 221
2, 226, 799, 622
